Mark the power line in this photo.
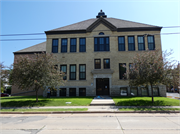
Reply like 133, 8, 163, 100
0, 33, 45, 36
0, 26, 180, 36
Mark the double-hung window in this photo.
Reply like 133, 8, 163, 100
128, 36, 135, 51
94, 37, 109, 51
70, 65, 76, 80
148, 35, 155, 50
52, 39, 58, 53
95, 59, 101, 69
60, 65, 67, 80
104, 59, 110, 69
70, 38, 76, 52
118, 36, 125, 51
79, 38, 86, 52
119, 63, 126, 79
79, 64, 86, 80
138, 36, 145, 50
61, 39, 67, 52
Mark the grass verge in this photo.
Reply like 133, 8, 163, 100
1, 96, 93, 107
0, 108, 88, 112
113, 97, 180, 106
119, 108, 180, 111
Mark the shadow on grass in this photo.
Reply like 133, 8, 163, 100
116, 100, 168, 106
120, 108, 179, 111
1, 100, 50, 107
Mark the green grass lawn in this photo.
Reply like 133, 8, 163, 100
0, 96, 93, 107
0, 108, 88, 112
119, 108, 180, 111
113, 97, 180, 106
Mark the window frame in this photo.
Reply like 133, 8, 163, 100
61, 38, 67, 53
79, 88, 86, 96
120, 87, 128, 96
118, 36, 125, 51
52, 39, 58, 53
141, 87, 149, 96
70, 64, 76, 80
79, 38, 86, 52
147, 35, 155, 50
79, 64, 86, 80
60, 65, 67, 80
94, 37, 109, 51
128, 36, 135, 51
70, 38, 77, 52
130, 87, 138, 96
94, 59, 101, 69
138, 36, 145, 50
119, 63, 126, 79
103, 59, 110, 69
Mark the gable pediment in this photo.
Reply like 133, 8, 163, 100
87, 18, 117, 32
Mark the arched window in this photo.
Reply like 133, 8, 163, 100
99, 32, 104, 35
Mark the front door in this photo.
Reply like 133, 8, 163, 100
96, 78, 109, 95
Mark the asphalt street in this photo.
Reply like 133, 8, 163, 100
0, 113, 180, 134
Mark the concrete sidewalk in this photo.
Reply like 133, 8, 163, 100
1, 106, 180, 110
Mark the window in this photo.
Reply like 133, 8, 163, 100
69, 88, 76, 96
104, 59, 110, 69
94, 37, 109, 51
153, 87, 159, 96
79, 64, 86, 80
79, 88, 86, 96
79, 38, 86, 52
70, 38, 76, 52
148, 35, 155, 50
60, 88, 66, 96
99, 32, 104, 35
141, 87, 148, 96
120, 87, 128, 96
50, 88, 57, 96
138, 36, 145, 50
70, 65, 76, 80
60, 65, 67, 80
130, 87, 138, 96
128, 36, 135, 51
61, 38, 67, 52
129, 63, 135, 79
52, 39, 58, 53
119, 63, 126, 79
95, 59, 101, 69
118, 36, 125, 51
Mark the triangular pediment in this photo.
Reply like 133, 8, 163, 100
87, 18, 117, 32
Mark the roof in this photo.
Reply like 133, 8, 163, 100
14, 42, 46, 54
46, 17, 161, 33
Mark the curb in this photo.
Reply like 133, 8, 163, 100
1, 111, 180, 114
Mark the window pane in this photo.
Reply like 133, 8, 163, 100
148, 36, 155, 50
130, 87, 138, 96
118, 37, 125, 51
138, 36, 145, 50
95, 59, 101, 69
70, 65, 76, 72
70, 38, 76, 52
120, 87, 128, 96
80, 65, 85, 72
94, 37, 109, 51
61, 39, 67, 52
119, 63, 126, 79
52, 39, 58, 53
141, 88, 148, 96
128, 36, 135, 51
104, 59, 110, 69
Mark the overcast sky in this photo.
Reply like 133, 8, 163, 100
0, 0, 180, 66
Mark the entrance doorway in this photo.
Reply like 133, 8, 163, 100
96, 78, 109, 95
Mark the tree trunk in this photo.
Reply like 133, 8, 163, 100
151, 83, 154, 103
36, 89, 38, 102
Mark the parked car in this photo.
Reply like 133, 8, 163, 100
1, 93, 9, 97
